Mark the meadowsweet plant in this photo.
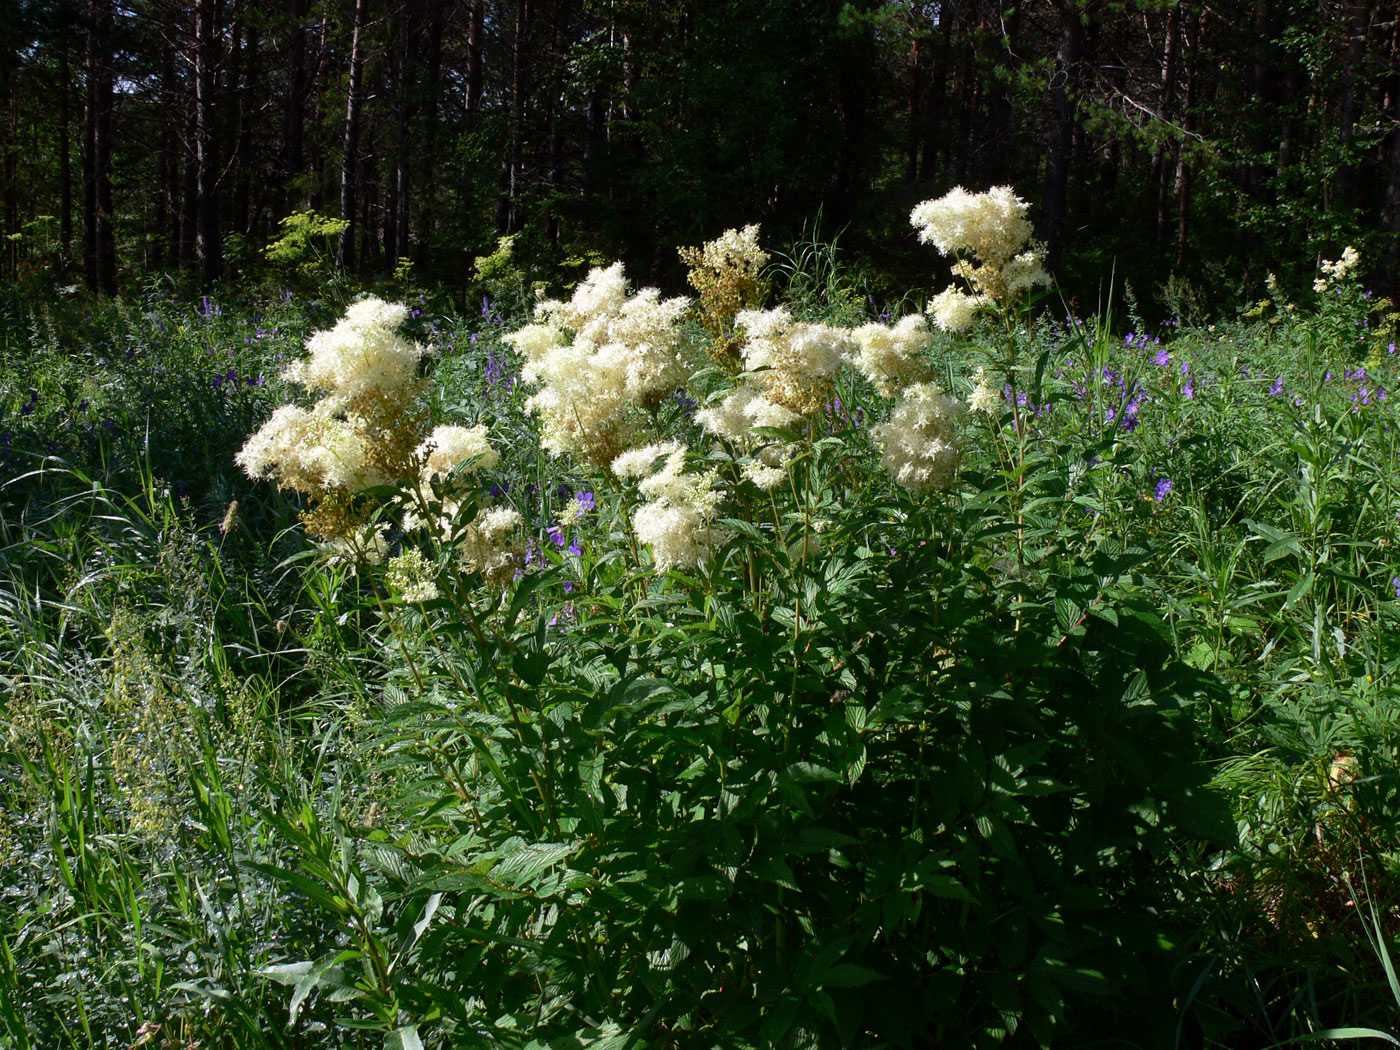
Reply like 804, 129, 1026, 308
504, 262, 690, 466
612, 441, 724, 569
912, 185, 1050, 332
849, 312, 936, 397
238, 297, 505, 591
1304, 245, 1400, 367
679, 224, 770, 368
870, 380, 963, 492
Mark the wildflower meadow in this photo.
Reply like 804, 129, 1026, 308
3, 188, 1400, 1050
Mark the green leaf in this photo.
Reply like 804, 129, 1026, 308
819, 963, 885, 988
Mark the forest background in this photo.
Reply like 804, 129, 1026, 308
3, 0, 1400, 310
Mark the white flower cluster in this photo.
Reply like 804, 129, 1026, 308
613, 442, 724, 570
506, 263, 690, 464
322, 523, 391, 570
735, 307, 852, 413
912, 186, 1050, 331
235, 403, 387, 494
966, 366, 1002, 416
696, 385, 802, 441
239, 297, 449, 503
871, 382, 962, 492
386, 548, 439, 603
1314, 245, 1360, 292
695, 307, 845, 492
927, 287, 987, 334
458, 506, 525, 587
416, 424, 500, 485
850, 313, 935, 397
689, 224, 769, 280
911, 185, 1034, 266
284, 298, 427, 410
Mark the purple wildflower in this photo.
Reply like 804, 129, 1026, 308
1154, 477, 1173, 502
576, 491, 595, 512
1154, 349, 1170, 366
1270, 376, 1284, 396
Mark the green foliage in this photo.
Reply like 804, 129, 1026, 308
5, 227, 1400, 1050
265, 211, 351, 283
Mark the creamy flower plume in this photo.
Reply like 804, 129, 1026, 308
1315, 246, 1361, 292
236, 403, 386, 494
387, 548, 439, 603
928, 287, 988, 333
613, 442, 723, 570
458, 506, 525, 587
285, 297, 427, 409
872, 382, 962, 492
506, 263, 690, 464
238, 298, 502, 545
685, 224, 769, 278
679, 225, 769, 368
735, 307, 852, 414
910, 185, 1034, 267
966, 367, 1002, 416
417, 424, 500, 483
850, 313, 935, 396
695, 387, 802, 442
913, 186, 1050, 320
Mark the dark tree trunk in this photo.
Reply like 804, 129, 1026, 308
1154, 3, 1180, 247
498, 0, 531, 233
59, 47, 73, 259
904, 26, 922, 183
1376, 14, 1400, 297
919, 0, 954, 181
464, 0, 484, 119
281, 0, 309, 211
984, 0, 1021, 185
543, 0, 568, 245
233, 22, 259, 237
194, 0, 222, 284
1175, 7, 1202, 268
181, 101, 198, 265
2, 29, 17, 281
82, 8, 97, 289
1043, 0, 1083, 271
338, 0, 367, 271
1333, 0, 1371, 212
415, 0, 444, 267
84, 0, 116, 295
387, 3, 414, 267
154, 44, 178, 270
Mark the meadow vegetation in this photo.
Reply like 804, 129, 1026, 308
2, 190, 1400, 1049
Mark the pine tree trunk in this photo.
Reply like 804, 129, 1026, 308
234, 22, 259, 237
281, 0, 309, 211
1376, 13, 1400, 297
59, 46, 73, 260
415, 0, 444, 267
498, 0, 531, 233
465, 0, 484, 119
1175, 7, 1202, 268
1043, 0, 1082, 271
194, 0, 222, 284
86, 0, 117, 295
2, 31, 17, 281
338, 0, 367, 271
1155, 3, 1180, 246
